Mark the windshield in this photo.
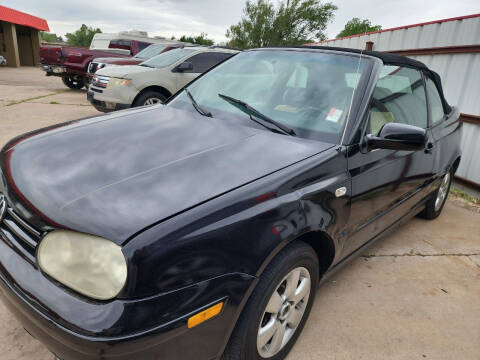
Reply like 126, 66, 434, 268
169, 50, 369, 143
134, 44, 168, 60
141, 48, 196, 69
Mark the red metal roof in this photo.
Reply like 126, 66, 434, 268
0, 5, 49, 31
319, 13, 480, 43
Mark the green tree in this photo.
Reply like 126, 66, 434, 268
337, 17, 381, 38
179, 33, 214, 46
40, 32, 63, 43
65, 24, 102, 47
226, 0, 337, 49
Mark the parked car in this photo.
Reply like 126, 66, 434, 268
40, 35, 179, 90
0, 55, 6, 65
0, 47, 461, 360
87, 46, 239, 112
86, 43, 186, 81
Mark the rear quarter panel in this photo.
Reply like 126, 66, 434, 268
431, 106, 462, 178
39, 45, 64, 65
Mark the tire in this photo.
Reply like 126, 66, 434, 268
222, 242, 319, 360
93, 105, 108, 113
133, 91, 167, 107
62, 76, 85, 90
419, 170, 452, 220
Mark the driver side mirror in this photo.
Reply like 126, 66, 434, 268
174, 61, 193, 72
364, 123, 427, 152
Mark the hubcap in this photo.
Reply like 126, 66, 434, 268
144, 97, 162, 106
257, 267, 311, 358
435, 172, 450, 211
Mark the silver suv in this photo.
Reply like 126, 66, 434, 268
87, 47, 239, 112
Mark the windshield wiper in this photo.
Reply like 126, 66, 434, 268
185, 88, 212, 118
218, 94, 295, 136
139, 63, 154, 68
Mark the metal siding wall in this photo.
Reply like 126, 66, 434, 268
409, 53, 480, 116
323, 16, 480, 51
410, 53, 480, 184
456, 123, 480, 184
319, 16, 480, 185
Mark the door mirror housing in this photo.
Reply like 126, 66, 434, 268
174, 61, 193, 72
364, 123, 427, 152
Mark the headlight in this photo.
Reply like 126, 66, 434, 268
38, 230, 127, 300
108, 77, 131, 87
97, 63, 117, 70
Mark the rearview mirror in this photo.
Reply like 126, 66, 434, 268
174, 61, 193, 72
364, 123, 427, 152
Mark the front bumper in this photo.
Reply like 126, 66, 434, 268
41, 64, 67, 76
0, 235, 255, 360
87, 90, 130, 112
87, 82, 138, 112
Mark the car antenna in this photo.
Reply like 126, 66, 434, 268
339, 25, 369, 146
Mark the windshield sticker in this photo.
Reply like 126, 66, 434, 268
326, 108, 343, 122
275, 104, 299, 113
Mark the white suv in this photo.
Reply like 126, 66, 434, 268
87, 47, 239, 112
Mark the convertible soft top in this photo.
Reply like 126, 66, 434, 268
301, 45, 452, 114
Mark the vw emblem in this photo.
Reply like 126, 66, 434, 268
0, 194, 6, 222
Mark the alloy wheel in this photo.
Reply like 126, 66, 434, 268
435, 172, 450, 212
257, 267, 311, 358
144, 98, 162, 106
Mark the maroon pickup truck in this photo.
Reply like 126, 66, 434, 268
40, 39, 154, 89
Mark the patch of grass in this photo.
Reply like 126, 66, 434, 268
50, 101, 59, 104
6, 92, 59, 106
451, 186, 480, 206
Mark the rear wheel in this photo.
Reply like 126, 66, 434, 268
133, 91, 167, 107
420, 170, 452, 219
222, 242, 319, 360
62, 75, 85, 90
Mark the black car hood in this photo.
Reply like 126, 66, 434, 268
2, 105, 333, 243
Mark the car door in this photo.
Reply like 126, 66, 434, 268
174, 52, 233, 92
345, 65, 434, 254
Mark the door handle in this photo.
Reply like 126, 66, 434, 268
424, 142, 434, 154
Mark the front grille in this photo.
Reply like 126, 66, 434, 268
92, 75, 109, 88
0, 197, 42, 264
88, 62, 99, 75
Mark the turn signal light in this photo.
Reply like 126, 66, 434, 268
187, 302, 224, 328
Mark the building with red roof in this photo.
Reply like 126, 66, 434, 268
0, 5, 49, 67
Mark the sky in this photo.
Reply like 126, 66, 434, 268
4, 0, 479, 43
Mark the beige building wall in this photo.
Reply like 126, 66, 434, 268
0, 21, 20, 67
0, 21, 41, 67
31, 30, 41, 65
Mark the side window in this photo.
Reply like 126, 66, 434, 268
183, 52, 232, 73
425, 76, 445, 124
137, 42, 151, 52
109, 39, 132, 50
109, 39, 120, 48
369, 65, 428, 135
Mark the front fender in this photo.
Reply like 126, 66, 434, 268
121, 147, 349, 299
135, 72, 175, 95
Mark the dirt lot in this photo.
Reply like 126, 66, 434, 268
0, 67, 479, 360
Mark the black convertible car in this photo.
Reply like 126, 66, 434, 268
0, 47, 461, 360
